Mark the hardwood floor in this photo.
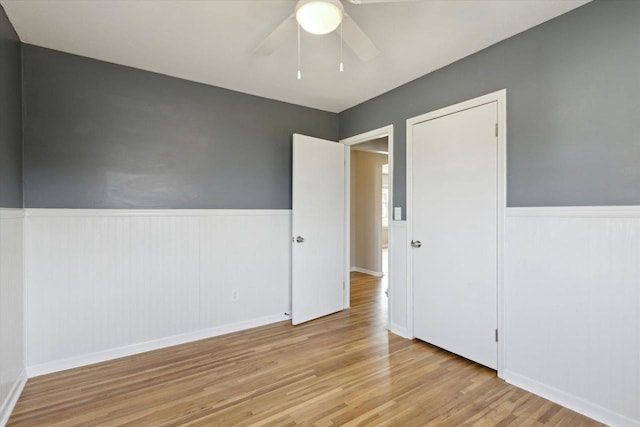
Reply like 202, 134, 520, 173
10, 272, 602, 426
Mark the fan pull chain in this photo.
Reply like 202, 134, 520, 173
340, 20, 344, 72
297, 22, 302, 80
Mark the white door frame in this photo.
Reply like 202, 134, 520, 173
406, 89, 506, 377
340, 125, 394, 326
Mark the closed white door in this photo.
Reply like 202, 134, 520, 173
292, 134, 345, 325
411, 102, 498, 369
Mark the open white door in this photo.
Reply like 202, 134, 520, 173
292, 134, 345, 325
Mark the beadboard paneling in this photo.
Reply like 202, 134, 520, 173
389, 220, 409, 338
0, 209, 25, 426
198, 213, 291, 327
505, 207, 640, 427
25, 209, 291, 376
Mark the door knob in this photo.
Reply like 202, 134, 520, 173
294, 236, 305, 243
411, 240, 422, 248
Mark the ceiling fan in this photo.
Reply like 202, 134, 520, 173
254, 0, 413, 63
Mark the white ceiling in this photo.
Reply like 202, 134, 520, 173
1, 0, 589, 113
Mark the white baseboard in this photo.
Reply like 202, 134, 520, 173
27, 313, 289, 378
504, 370, 640, 427
350, 267, 384, 277
389, 323, 411, 339
0, 369, 27, 427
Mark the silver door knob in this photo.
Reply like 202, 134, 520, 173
295, 236, 305, 243
411, 240, 422, 248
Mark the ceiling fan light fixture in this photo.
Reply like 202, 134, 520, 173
296, 0, 344, 35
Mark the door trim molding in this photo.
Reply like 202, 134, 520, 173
340, 125, 394, 329
406, 89, 506, 377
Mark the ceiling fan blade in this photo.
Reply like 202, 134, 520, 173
254, 14, 296, 56
341, 15, 379, 61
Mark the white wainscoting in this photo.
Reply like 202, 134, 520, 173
389, 220, 409, 338
25, 209, 291, 377
505, 207, 640, 427
0, 209, 25, 427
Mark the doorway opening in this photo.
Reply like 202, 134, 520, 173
342, 125, 393, 329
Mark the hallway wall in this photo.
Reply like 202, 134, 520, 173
350, 150, 387, 275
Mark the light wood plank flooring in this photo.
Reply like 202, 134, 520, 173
9, 272, 602, 426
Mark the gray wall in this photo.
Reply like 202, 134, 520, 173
18, 1, 640, 211
340, 0, 640, 216
23, 45, 339, 209
0, 5, 22, 208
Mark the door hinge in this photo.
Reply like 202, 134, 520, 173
495, 123, 498, 137
343, 281, 345, 289
495, 329, 499, 342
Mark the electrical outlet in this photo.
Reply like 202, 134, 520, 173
231, 289, 239, 302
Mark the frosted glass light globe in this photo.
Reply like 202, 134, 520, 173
296, 0, 344, 35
